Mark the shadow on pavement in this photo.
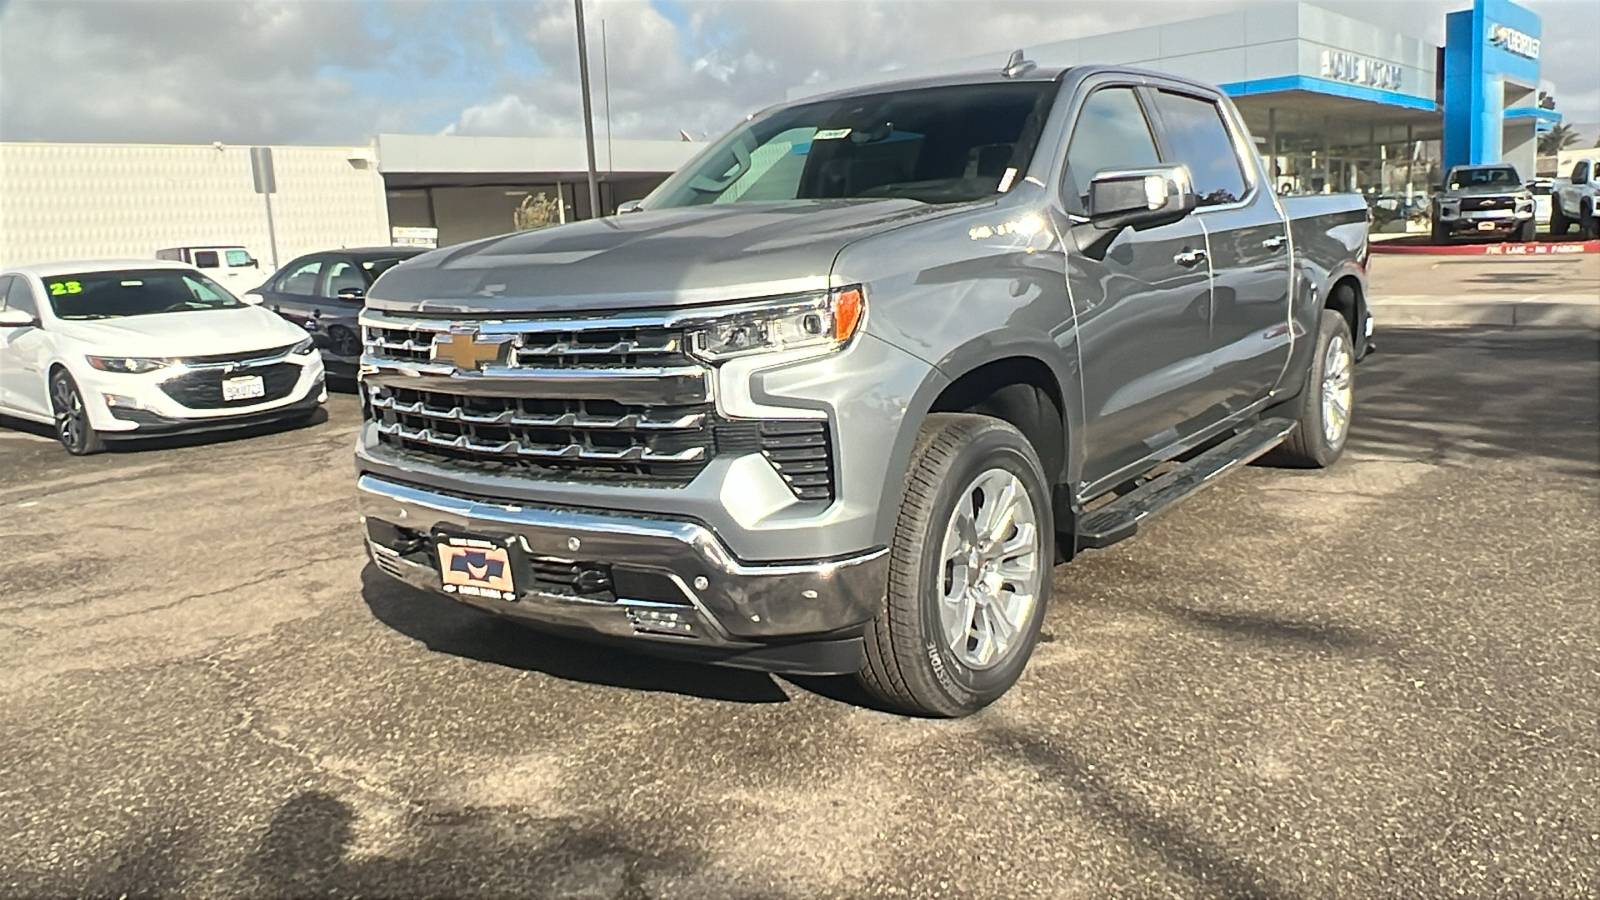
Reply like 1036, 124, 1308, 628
359, 564, 792, 705
1352, 330, 1599, 477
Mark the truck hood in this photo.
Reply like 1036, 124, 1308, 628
1448, 184, 1529, 197
366, 199, 959, 315
50, 307, 307, 358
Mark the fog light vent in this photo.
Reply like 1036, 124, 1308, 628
627, 607, 697, 638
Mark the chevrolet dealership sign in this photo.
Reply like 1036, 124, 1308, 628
1319, 51, 1403, 92
1487, 23, 1540, 60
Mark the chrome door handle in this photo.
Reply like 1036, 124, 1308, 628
1174, 248, 1207, 267
1262, 235, 1286, 251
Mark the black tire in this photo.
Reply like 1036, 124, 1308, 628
857, 413, 1054, 717
49, 370, 106, 456
1430, 217, 1449, 244
1550, 199, 1568, 236
1581, 202, 1599, 241
1518, 219, 1537, 243
1262, 309, 1354, 469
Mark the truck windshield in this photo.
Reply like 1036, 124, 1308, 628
44, 269, 245, 320
1450, 167, 1520, 189
647, 82, 1057, 208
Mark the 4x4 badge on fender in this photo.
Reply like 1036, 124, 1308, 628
432, 329, 511, 372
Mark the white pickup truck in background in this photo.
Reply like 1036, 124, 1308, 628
1550, 158, 1600, 240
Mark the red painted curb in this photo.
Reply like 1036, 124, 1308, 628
1371, 238, 1600, 256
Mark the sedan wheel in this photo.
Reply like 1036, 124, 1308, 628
50, 372, 106, 456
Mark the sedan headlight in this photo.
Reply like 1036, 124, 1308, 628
291, 336, 316, 355
686, 286, 865, 362
86, 355, 173, 374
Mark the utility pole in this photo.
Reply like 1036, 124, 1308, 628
574, 0, 602, 218
602, 19, 613, 172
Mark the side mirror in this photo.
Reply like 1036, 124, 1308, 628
241, 292, 265, 306
617, 200, 645, 214
0, 308, 39, 328
336, 286, 365, 301
248, 257, 260, 267
1075, 166, 1197, 260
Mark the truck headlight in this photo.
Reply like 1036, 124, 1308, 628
1438, 200, 1461, 216
686, 286, 865, 362
86, 355, 173, 374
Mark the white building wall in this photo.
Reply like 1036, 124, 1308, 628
0, 142, 389, 271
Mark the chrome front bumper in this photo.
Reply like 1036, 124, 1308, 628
358, 475, 887, 668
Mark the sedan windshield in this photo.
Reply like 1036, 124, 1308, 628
45, 269, 245, 320
646, 82, 1057, 208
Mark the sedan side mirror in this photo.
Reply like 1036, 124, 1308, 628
241, 292, 266, 306
335, 286, 365, 301
617, 200, 645, 214
0, 308, 39, 328
1075, 166, 1197, 260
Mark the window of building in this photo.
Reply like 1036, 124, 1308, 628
1151, 91, 1249, 206
1063, 87, 1161, 212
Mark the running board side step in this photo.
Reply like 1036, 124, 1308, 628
1075, 418, 1297, 551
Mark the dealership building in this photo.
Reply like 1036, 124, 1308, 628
0, 0, 1563, 269
795, 0, 1559, 205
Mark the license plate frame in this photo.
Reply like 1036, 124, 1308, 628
435, 533, 520, 602
1477, 221, 1498, 231
221, 374, 266, 402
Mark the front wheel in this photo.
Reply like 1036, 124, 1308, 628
50, 370, 106, 456
1262, 309, 1354, 469
857, 413, 1053, 717
1550, 200, 1568, 236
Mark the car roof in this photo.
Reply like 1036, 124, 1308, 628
3, 259, 200, 280
298, 246, 425, 259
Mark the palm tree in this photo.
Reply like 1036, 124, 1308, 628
1539, 123, 1579, 155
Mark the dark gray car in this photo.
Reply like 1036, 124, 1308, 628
354, 64, 1372, 716
252, 247, 423, 375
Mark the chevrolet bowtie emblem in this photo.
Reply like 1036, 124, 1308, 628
432, 330, 510, 372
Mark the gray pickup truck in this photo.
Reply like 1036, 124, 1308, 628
356, 63, 1371, 717
1432, 163, 1538, 244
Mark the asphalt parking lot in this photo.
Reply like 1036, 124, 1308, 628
2, 326, 1597, 899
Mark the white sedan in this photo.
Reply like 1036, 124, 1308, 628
0, 260, 326, 455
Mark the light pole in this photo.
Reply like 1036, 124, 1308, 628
574, 0, 602, 218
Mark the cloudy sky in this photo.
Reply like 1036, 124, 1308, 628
1, 0, 1596, 147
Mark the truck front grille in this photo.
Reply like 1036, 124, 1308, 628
369, 385, 743, 484
1460, 196, 1510, 212
365, 323, 692, 368
361, 312, 836, 500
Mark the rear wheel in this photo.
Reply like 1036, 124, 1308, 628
1581, 202, 1599, 241
1262, 309, 1353, 469
1518, 219, 1537, 243
50, 371, 105, 456
858, 413, 1052, 717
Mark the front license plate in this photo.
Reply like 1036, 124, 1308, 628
437, 535, 518, 602
1477, 221, 1498, 231
222, 374, 266, 401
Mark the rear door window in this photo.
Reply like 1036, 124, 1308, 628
276, 258, 323, 296
1150, 90, 1250, 207
193, 250, 220, 269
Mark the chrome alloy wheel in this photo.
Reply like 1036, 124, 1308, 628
1321, 333, 1353, 446
51, 376, 87, 450
937, 468, 1044, 670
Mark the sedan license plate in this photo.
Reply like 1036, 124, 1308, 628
437, 535, 518, 602
1477, 221, 1498, 231
221, 374, 265, 402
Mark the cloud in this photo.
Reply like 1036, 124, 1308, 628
2, 0, 1597, 147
